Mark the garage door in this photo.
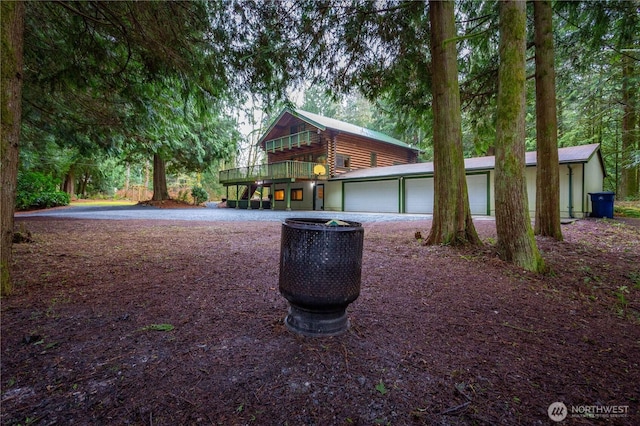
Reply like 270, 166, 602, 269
405, 177, 434, 214
344, 180, 399, 213
466, 174, 488, 215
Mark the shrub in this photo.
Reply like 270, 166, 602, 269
16, 171, 71, 211
615, 205, 640, 218
191, 186, 208, 205
177, 189, 189, 203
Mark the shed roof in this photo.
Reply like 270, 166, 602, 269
332, 143, 603, 180
259, 107, 420, 153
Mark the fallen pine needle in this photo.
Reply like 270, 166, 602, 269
502, 321, 535, 333
441, 401, 471, 415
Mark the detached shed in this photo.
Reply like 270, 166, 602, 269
327, 143, 605, 218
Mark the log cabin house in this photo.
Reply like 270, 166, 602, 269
219, 107, 420, 210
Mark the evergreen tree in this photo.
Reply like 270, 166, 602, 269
426, 0, 480, 245
1, 1, 25, 295
1, 1, 301, 293
555, 1, 639, 198
301, 1, 479, 244
300, 85, 340, 117
494, 0, 545, 272
533, 0, 563, 240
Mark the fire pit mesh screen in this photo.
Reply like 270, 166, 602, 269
279, 218, 364, 309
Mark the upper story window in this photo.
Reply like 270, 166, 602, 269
336, 154, 351, 169
370, 152, 377, 167
290, 123, 306, 134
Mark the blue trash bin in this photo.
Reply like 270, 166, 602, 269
588, 191, 615, 218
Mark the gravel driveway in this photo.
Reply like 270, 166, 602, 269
16, 202, 498, 223
15, 203, 434, 223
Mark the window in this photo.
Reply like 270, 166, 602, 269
370, 152, 377, 167
291, 189, 303, 201
336, 154, 351, 169
290, 123, 305, 134
274, 189, 285, 201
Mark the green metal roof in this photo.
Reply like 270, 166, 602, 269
259, 107, 420, 152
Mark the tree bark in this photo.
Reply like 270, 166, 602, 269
63, 168, 76, 198
152, 153, 170, 201
533, 0, 563, 240
426, 0, 480, 246
79, 172, 89, 197
1, 1, 25, 296
144, 160, 150, 194
495, 0, 545, 272
620, 50, 638, 199
125, 163, 131, 193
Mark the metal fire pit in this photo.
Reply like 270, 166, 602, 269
278, 218, 364, 336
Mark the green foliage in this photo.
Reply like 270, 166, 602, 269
629, 272, 640, 288
375, 379, 388, 395
614, 285, 631, 318
191, 186, 208, 205
19, 1, 247, 202
299, 85, 340, 117
87, 156, 128, 197
615, 286, 629, 306
16, 171, 70, 211
615, 205, 640, 218
177, 190, 189, 203
13, 0, 639, 203
200, 162, 227, 200
314, 2, 434, 142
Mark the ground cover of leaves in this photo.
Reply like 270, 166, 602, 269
2, 216, 639, 425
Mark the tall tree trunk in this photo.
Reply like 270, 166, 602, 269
152, 153, 170, 201
557, 98, 564, 140
63, 168, 76, 198
495, 0, 545, 272
620, 52, 638, 199
618, 4, 639, 200
125, 163, 131, 193
144, 159, 150, 196
78, 172, 89, 197
426, 0, 480, 246
533, 0, 562, 240
1, 1, 25, 296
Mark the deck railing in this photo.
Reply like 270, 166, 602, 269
263, 131, 313, 152
219, 161, 327, 184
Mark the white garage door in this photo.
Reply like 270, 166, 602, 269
405, 177, 434, 213
466, 174, 488, 215
344, 180, 399, 213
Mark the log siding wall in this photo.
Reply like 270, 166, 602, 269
262, 116, 417, 178
333, 134, 417, 175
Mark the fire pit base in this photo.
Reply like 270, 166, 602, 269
284, 305, 349, 337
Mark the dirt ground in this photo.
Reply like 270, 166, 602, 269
137, 200, 205, 209
2, 215, 639, 425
